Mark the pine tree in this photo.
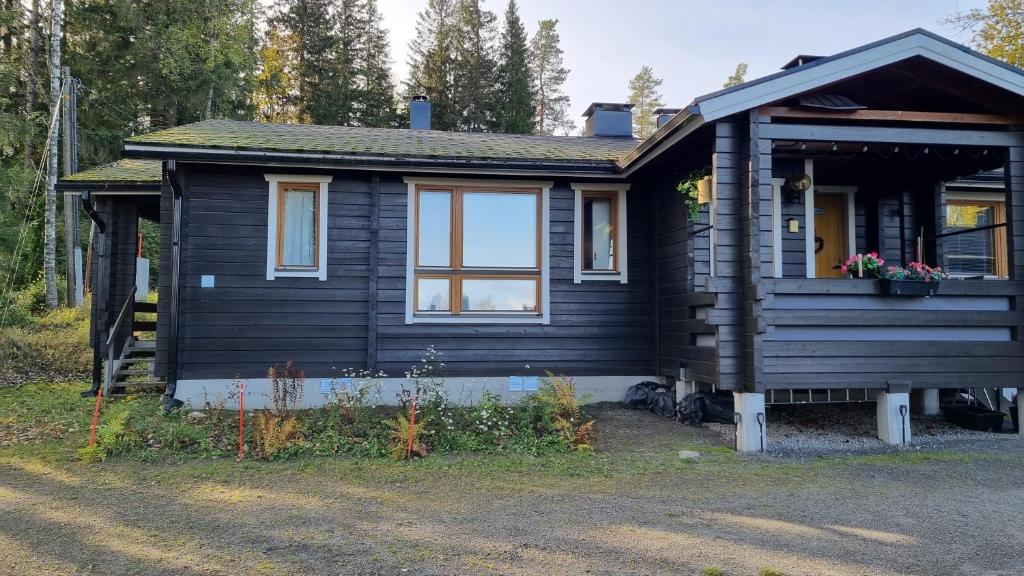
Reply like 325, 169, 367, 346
356, 0, 399, 127
406, 0, 458, 130
627, 66, 663, 139
271, 0, 340, 124
451, 0, 497, 131
529, 19, 572, 135
493, 0, 532, 134
723, 62, 748, 88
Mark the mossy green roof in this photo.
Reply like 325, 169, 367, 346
126, 120, 638, 164
62, 158, 161, 183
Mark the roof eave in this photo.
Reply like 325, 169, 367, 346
56, 180, 162, 192
123, 143, 623, 175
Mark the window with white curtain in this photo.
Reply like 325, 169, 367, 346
265, 174, 331, 280
279, 185, 318, 268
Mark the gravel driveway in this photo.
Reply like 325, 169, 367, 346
2, 406, 1023, 576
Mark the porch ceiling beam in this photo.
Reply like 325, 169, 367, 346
760, 122, 1024, 147
759, 106, 1024, 126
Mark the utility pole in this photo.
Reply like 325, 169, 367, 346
62, 66, 81, 306
44, 0, 63, 309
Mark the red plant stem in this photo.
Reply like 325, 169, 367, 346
407, 395, 418, 457
88, 386, 103, 447
237, 382, 245, 462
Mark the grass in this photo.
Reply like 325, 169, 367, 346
1, 381, 1016, 491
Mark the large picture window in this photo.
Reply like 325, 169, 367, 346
944, 198, 1007, 278
265, 174, 331, 281
407, 179, 549, 322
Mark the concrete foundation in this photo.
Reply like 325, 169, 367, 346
877, 391, 912, 445
912, 388, 941, 416
733, 392, 766, 453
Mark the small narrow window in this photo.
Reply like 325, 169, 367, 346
265, 174, 331, 280
277, 184, 319, 269
573, 184, 629, 283
582, 192, 617, 271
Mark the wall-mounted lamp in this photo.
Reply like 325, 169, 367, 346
786, 218, 800, 233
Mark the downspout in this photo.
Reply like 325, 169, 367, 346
163, 160, 185, 411
80, 191, 105, 396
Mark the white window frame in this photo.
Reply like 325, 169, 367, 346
264, 174, 332, 281
571, 183, 629, 284
404, 176, 552, 325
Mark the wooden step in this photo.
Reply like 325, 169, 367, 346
133, 321, 157, 332
120, 357, 154, 365
130, 339, 156, 349
117, 369, 153, 376
134, 301, 158, 313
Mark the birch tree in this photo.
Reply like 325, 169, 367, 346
44, 0, 61, 308
947, 0, 1024, 67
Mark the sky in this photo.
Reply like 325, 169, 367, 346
375, 0, 989, 130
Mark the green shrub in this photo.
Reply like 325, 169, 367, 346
758, 568, 786, 576
0, 286, 90, 384
700, 568, 725, 576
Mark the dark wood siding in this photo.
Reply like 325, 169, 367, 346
374, 176, 656, 377
166, 167, 656, 380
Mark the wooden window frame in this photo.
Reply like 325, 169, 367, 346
580, 190, 620, 273
405, 177, 552, 324
945, 198, 1008, 278
572, 183, 630, 284
264, 174, 332, 281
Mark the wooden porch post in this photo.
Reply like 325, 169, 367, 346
710, 119, 743, 391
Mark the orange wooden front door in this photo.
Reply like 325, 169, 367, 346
814, 194, 847, 278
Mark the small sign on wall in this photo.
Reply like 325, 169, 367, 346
508, 376, 539, 392
320, 377, 353, 395
201, 275, 215, 288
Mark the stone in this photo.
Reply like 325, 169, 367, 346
186, 411, 208, 423
678, 450, 701, 460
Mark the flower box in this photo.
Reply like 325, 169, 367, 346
880, 278, 940, 297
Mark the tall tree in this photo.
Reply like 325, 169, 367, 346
529, 19, 571, 135
254, 25, 300, 123
23, 0, 41, 168
44, 0, 62, 308
406, 0, 458, 130
948, 0, 1024, 67
627, 65, 663, 139
450, 0, 497, 131
271, 0, 340, 124
356, 0, 398, 127
493, 0, 532, 134
723, 62, 748, 88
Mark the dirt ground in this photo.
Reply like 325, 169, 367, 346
2, 405, 1023, 576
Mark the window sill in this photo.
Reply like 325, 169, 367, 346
409, 314, 548, 325
268, 268, 325, 280
576, 271, 626, 283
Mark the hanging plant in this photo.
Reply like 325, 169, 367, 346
677, 167, 712, 223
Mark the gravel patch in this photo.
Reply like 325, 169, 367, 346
697, 402, 1014, 458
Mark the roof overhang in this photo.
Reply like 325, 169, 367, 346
123, 143, 625, 177
692, 29, 1024, 123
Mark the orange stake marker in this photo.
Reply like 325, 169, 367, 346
407, 395, 418, 458
88, 386, 104, 447
237, 381, 245, 462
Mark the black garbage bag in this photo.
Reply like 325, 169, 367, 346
680, 392, 735, 425
622, 381, 659, 409
648, 389, 676, 418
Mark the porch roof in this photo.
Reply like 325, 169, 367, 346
58, 158, 162, 191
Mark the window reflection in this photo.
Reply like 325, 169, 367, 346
418, 191, 451, 267
461, 279, 537, 312
462, 192, 537, 268
416, 278, 450, 311
583, 195, 615, 270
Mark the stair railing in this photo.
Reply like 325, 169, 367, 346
104, 293, 135, 396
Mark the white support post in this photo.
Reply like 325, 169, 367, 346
733, 392, 766, 452
912, 388, 941, 416
877, 391, 912, 445
1016, 388, 1023, 435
